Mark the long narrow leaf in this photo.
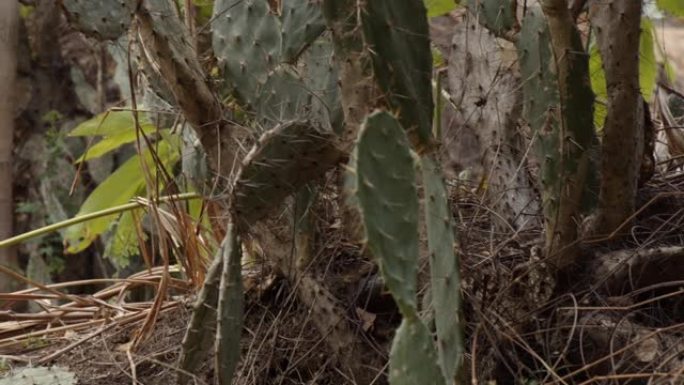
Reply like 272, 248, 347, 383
63, 138, 180, 253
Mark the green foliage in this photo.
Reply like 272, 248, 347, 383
0, 366, 76, 385
349, 111, 420, 315
640, 19, 658, 101
76, 128, 167, 163
362, 0, 434, 146
590, 18, 658, 130
657, 0, 684, 16
19, 4, 35, 19
589, 42, 608, 130
424, 0, 458, 18
68, 111, 155, 137
104, 209, 145, 269
63, 137, 180, 254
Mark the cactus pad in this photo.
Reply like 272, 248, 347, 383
212, 0, 281, 107
389, 317, 446, 385
232, 121, 342, 226
299, 37, 344, 134
215, 225, 243, 385
348, 111, 419, 315
421, 156, 463, 383
516, 6, 561, 218
467, 0, 517, 37
212, 0, 327, 110
62, 0, 135, 40
362, 0, 434, 146
178, 254, 222, 384
281, 0, 327, 63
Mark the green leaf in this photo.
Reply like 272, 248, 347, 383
640, 19, 657, 102
432, 47, 445, 67
76, 127, 165, 163
68, 110, 154, 137
589, 42, 607, 131
424, 0, 457, 17
657, 0, 684, 16
63, 138, 181, 254
589, 19, 658, 130
104, 209, 146, 269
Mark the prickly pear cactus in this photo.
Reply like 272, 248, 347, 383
177, 253, 223, 385
349, 111, 448, 384
212, 0, 327, 114
348, 111, 420, 315
215, 225, 243, 385
136, 0, 224, 145
361, 0, 434, 147
466, 0, 517, 37
281, 0, 327, 63
0, 366, 76, 385
61, 0, 136, 40
421, 156, 463, 383
389, 317, 446, 385
232, 122, 343, 226
298, 38, 344, 134
212, 0, 281, 107
254, 39, 341, 133
516, 6, 562, 244
516, 5, 596, 263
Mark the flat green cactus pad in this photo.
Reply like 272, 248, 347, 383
348, 111, 419, 316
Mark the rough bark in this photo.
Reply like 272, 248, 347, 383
135, 0, 242, 182
539, 0, 595, 268
587, 0, 643, 237
0, 0, 20, 292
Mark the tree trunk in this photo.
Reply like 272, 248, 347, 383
0, 0, 20, 292
539, 0, 596, 268
588, 0, 643, 236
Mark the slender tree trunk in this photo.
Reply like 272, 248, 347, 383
588, 0, 643, 236
0, 0, 20, 292
539, 0, 595, 268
